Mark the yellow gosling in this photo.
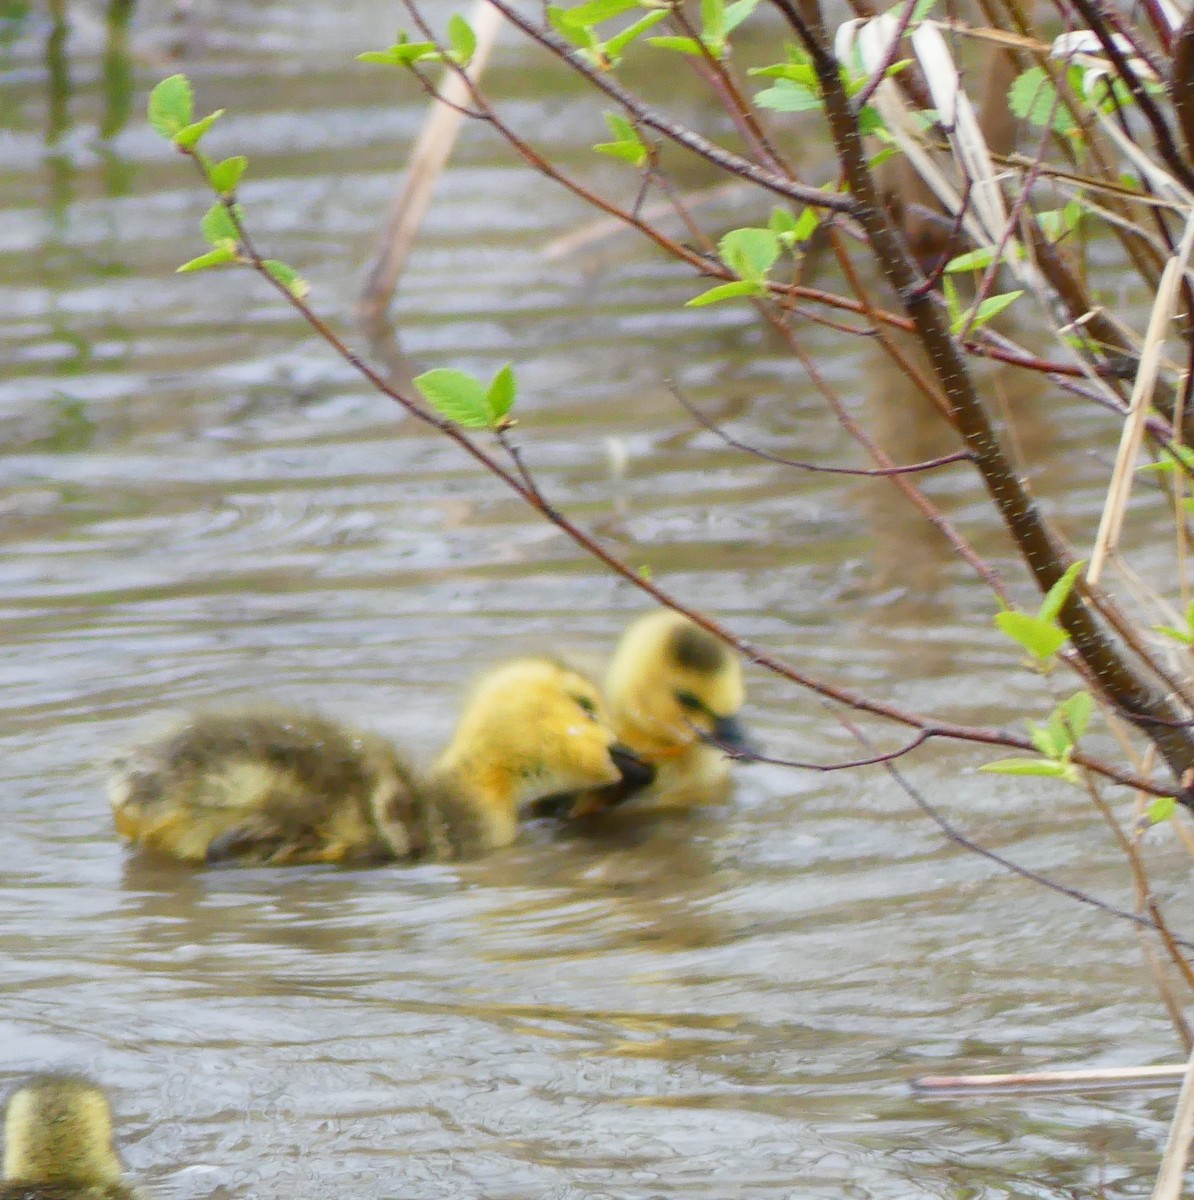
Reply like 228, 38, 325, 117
1, 1075, 134, 1200
538, 610, 749, 817
109, 658, 650, 866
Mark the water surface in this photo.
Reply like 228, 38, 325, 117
1, 3, 1191, 1196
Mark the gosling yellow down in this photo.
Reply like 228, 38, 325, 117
1, 1075, 135, 1200
539, 610, 750, 817
109, 657, 651, 865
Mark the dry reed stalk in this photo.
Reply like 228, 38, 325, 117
1152, 1042, 1194, 1199
913, 1064, 1189, 1091
358, 0, 504, 323
1089, 212, 1194, 584
844, 17, 989, 249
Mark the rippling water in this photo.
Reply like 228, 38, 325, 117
2, 2, 1192, 1196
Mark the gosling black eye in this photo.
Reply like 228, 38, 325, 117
675, 690, 704, 713
573, 694, 599, 719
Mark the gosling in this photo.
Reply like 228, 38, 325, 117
1, 1074, 135, 1200
109, 657, 652, 866
535, 610, 750, 817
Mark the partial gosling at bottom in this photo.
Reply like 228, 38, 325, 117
1, 1074, 135, 1200
109, 657, 652, 865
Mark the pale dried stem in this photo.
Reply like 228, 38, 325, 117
1152, 1041, 1194, 1200
914, 1064, 1189, 1092
358, 0, 505, 322
1090, 214, 1194, 584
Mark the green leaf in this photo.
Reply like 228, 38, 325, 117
1028, 722, 1064, 759
979, 757, 1072, 778
547, 5, 597, 46
1038, 560, 1085, 623
447, 13, 477, 62
1148, 795, 1178, 824
210, 155, 248, 194
646, 35, 705, 54
882, 57, 915, 81
701, 0, 725, 44
176, 245, 237, 273
594, 138, 648, 166
604, 9, 668, 58
942, 273, 960, 320
867, 144, 899, 169
1058, 691, 1093, 740
1008, 67, 1076, 135
768, 207, 798, 235
1154, 623, 1194, 645
755, 80, 823, 112
750, 61, 817, 85
1045, 713, 1072, 756
994, 610, 1068, 660
200, 202, 240, 247
594, 110, 647, 165
945, 246, 997, 273
891, 0, 936, 22
174, 108, 224, 149
952, 289, 1023, 334
603, 111, 635, 140
357, 39, 438, 66
1037, 204, 1083, 242
561, 0, 640, 25
720, 226, 780, 281
857, 104, 884, 136
148, 74, 193, 139
791, 206, 820, 241
263, 259, 309, 299
723, 0, 761, 33
487, 363, 517, 422
415, 368, 505, 429
686, 279, 763, 307
1142, 444, 1194, 476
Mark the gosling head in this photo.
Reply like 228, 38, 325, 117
437, 657, 649, 808
3, 1075, 123, 1187
605, 611, 748, 759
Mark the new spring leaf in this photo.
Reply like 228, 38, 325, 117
148, 74, 193, 139
415, 365, 518, 429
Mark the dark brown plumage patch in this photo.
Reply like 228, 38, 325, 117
668, 624, 727, 674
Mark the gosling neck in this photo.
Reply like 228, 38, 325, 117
426, 749, 520, 857
611, 700, 696, 762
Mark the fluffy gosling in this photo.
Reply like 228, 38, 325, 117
109, 657, 651, 865
1, 1074, 134, 1200
537, 610, 749, 817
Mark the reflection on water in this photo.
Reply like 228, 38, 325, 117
1, 3, 1190, 1197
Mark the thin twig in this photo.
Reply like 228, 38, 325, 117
671, 384, 972, 476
